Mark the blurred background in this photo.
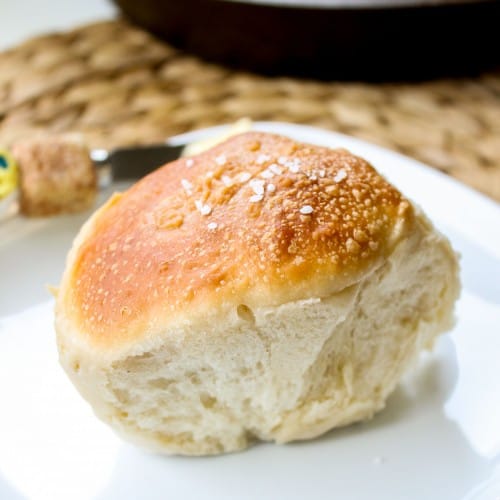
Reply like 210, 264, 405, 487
1, 0, 499, 199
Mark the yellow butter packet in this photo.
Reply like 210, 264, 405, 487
0, 148, 18, 199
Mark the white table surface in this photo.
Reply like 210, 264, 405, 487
1, 6, 499, 499
0, 0, 116, 50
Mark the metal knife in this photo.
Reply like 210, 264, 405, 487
91, 141, 187, 185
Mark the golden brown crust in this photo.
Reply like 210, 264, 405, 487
59, 132, 413, 349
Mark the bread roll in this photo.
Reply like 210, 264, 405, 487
13, 135, 96, 216
55, 132, 459, 455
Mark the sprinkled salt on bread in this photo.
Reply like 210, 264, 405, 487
55, 132, 459, 455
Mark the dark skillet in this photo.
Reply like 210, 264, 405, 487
114, 0, 500, 81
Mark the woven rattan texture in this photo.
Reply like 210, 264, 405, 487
0, 20, 499, 200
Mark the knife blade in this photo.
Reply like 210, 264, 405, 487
92, 142, 187, 184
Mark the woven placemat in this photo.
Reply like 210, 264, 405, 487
1, 20, 499, 201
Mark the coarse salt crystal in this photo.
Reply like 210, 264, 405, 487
278, 156, 287, 165
181, 179, 193, 194
260, 170, 274, 179
185, 158, 194, 168
221, 175, 232, 186
200, 205, 211, 216
249, 179, 265, 195
195, 200, 212, 216
239, 172, 251, 183
215, 154, 227, 166
319, 169, 325, 177
256, 154, 270, 165
281, 158, 300, 172
299, 205, 314, 215
267, 183, 276, 193
285, 158, 301, 173
207, 222, 218, 230
268, 164, 282, 175
249, 194, 264, 203
334, 169, 347, 183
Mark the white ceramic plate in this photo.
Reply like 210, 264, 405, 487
0, 122, 499, 500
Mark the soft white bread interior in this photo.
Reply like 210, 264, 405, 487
55, 132, 459, 455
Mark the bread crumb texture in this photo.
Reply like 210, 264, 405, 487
13, 135, 96, 216
56, 132, 459, 455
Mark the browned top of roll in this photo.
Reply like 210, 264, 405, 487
57, 132, 413, 350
